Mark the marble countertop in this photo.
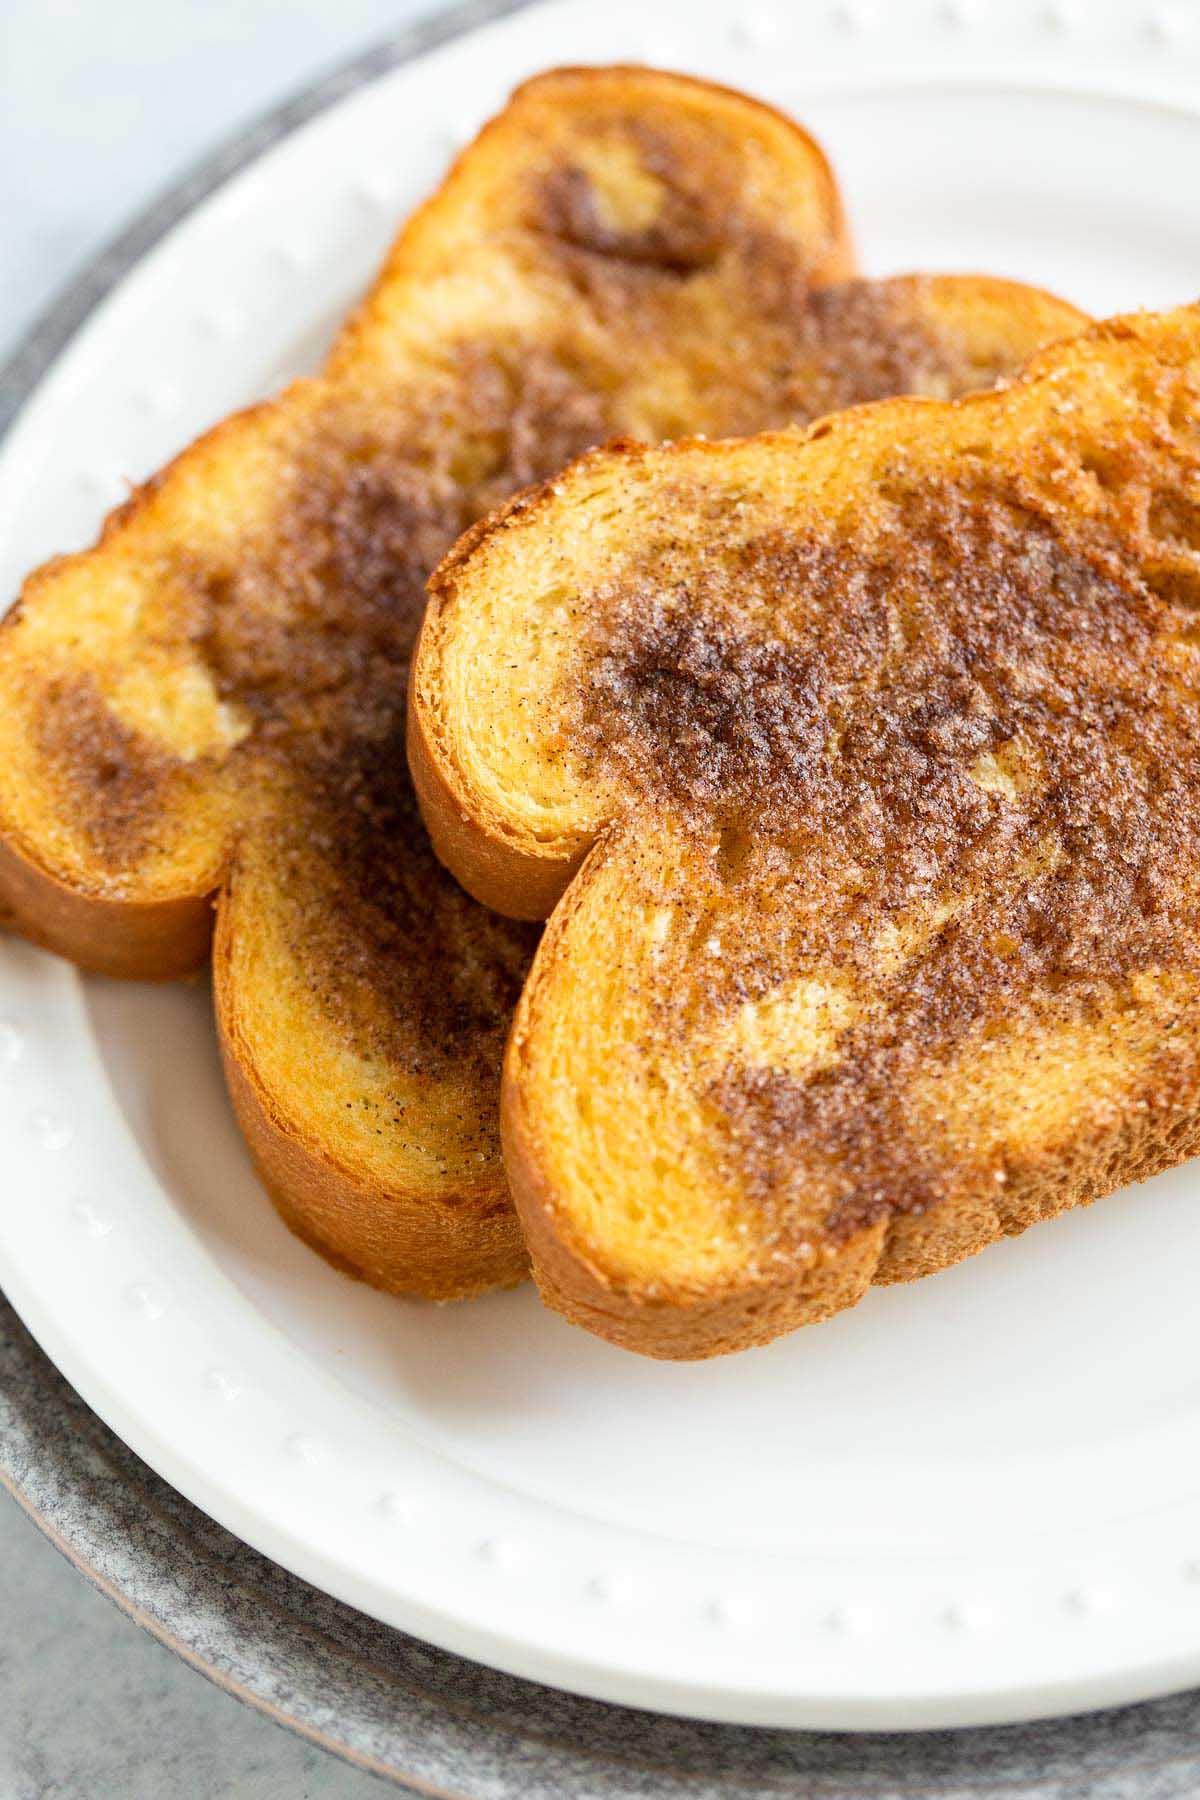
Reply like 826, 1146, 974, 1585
0, 8, 455, 1791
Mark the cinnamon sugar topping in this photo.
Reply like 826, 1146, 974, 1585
573, 477, 1200, 1241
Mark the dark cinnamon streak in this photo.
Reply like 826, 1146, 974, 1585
188, 438, 542, 1086
260, 744, 538, 1085
34, 675, 194, 871
572, 474, 1200, 1243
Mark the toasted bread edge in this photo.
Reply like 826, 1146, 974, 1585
0, 830, 214, 978
503, 856, 1200, 1355
213, 895, 529, 1300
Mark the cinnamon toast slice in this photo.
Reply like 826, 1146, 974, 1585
0, 66, 1084, 1300
411, 305, 1200, 1353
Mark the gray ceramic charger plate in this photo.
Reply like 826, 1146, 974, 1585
4, 5, 1200, 1794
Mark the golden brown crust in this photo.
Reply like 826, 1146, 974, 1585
510, 65, 854, 276
503, 1088, 1200, 1359
407, 576, 587, 920
0, 830, 213, 979
215, 895, 528, 1299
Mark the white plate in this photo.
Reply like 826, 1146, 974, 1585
4, 0, 1200, 1733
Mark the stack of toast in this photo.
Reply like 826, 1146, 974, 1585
6, 66, 1194, 1360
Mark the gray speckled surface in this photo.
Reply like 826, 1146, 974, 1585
0, 1492, 382, 1799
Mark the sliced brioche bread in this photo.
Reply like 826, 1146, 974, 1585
0, 66, 1083, 1299
412, 305, 1200, 1351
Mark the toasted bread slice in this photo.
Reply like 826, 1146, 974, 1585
412, 305, 1200, 1353
0, 66, 1084, 1302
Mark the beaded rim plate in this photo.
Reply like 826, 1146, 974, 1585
5, 0, 1200, 1732
9, 1293, 1200, 1798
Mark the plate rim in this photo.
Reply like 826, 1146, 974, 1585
11, 1287, 1200, 1799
